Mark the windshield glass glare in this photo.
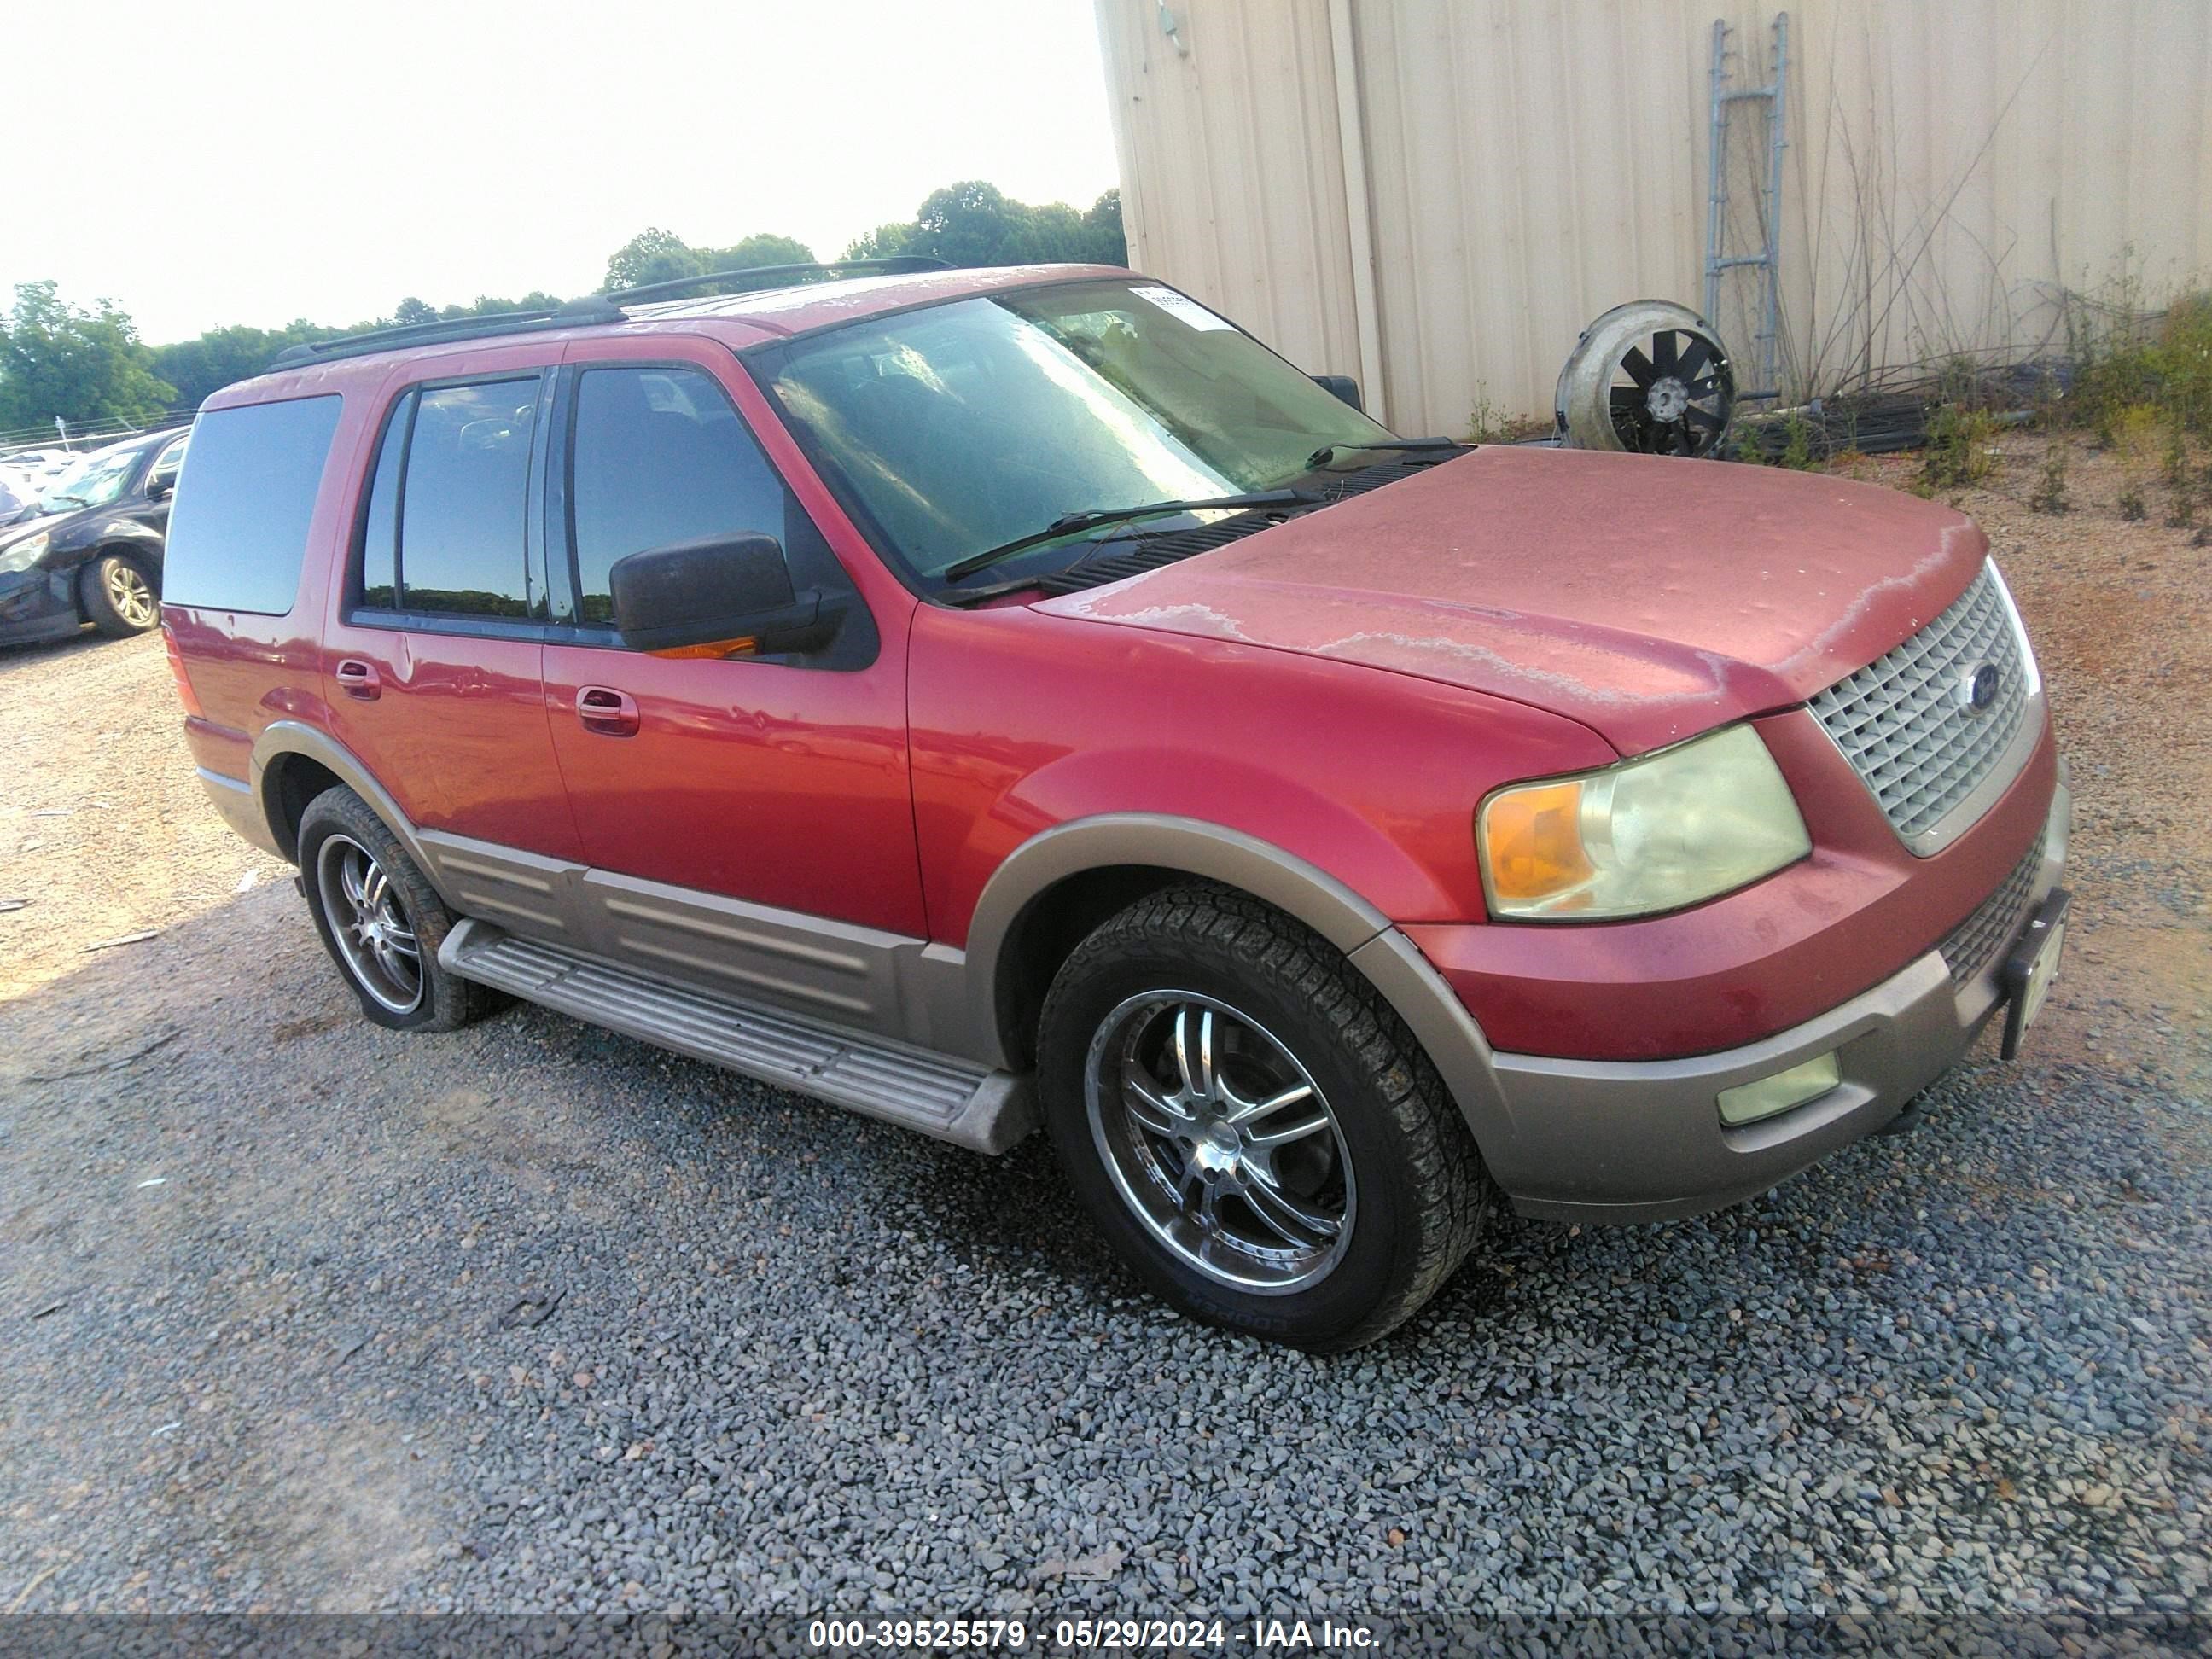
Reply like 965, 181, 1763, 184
40, 444, 143, 513
760, 280, 1391, 582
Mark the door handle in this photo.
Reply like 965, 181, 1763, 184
335, 658, 381, 701
576, 684, 640, 736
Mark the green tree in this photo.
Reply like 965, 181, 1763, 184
911, 180, 1023, 266
840, 183, 1126, 268
1081, 189, 1126, 265
707, 232, 814, 274
153, 319, 342, 406
392, 296, 437, 327
0, 282, 176, 431
603, 228, 700, 290
842, 221, 917, 261
436, 291, 565, 321
602, 227, 818, 294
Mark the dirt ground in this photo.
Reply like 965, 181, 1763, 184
0, 632, 288, 995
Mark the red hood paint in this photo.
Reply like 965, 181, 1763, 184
1035, 445, 1989, 756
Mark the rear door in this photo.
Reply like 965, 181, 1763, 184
323, 351, 582, 870
538, 340, 926, 962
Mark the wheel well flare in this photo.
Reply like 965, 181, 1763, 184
262, 754, 343, 862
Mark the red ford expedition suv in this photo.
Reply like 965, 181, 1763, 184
160, 260, 2068, 1351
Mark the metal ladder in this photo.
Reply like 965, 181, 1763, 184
1703, 11, 1790, 402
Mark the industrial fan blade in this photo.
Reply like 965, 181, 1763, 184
1555, 301, 1738, 459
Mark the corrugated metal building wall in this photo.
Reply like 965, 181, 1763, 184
1093, 0, 2212, 434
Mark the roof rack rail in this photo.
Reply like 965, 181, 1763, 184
265, 257, 954, 372
579, 255, 952, 310
268, 301, 625, 370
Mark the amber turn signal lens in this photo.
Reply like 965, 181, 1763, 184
1480, 780, 1592, 905
648, 637, 759, 660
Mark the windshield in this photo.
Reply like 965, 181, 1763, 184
755, 279, 1392, 584
39, 445, 143, 513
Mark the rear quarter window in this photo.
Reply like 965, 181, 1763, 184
162, 394, 343, 615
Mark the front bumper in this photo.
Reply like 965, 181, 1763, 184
1484, 779, 2069, 1222
0, 567, 80, 645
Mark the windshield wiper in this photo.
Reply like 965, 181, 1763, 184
940, 488, 1318, 584
43, 492, 86, 507
1305, 436, 1466, 469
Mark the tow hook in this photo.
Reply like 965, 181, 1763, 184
1874, 1097, 1926, 1138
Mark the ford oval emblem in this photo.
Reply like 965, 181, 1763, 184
1955, 661, 2002, 714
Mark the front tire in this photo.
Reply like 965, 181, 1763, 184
82, 553, 160, 637
296, 787, 498, 1032
1036, 886, 1488, 1352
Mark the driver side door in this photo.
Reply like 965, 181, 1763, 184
539, 341, 928, 1028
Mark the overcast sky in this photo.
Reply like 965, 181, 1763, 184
7, 0, 1121, 345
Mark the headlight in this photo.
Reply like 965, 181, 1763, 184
0, 531, 50, 573
1478, 724, 1810, 921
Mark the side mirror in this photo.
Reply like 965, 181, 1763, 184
146, 473, 175, 501
1312, 373, 1363, 412
608, 532, 841, 656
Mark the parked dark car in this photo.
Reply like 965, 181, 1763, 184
0, 427, 189, 645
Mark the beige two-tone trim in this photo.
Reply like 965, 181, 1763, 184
958, 812, 1517, 1151
251, 720, 445, 878
228, 738, 1525, 1172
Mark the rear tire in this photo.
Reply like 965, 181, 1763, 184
296, 787, 500, 1032
82, 553, 160, 637
1036, 885, 1488, 1352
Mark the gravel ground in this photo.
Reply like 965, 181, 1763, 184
0, 434, 2206, 1634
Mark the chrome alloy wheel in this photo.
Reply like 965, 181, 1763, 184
1084, 991, 1354, 1294
104, 561, 157, 629
316, 834, 423, 1014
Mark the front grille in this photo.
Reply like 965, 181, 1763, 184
1808, 562, 2033, 847
1938, 829, 2046, 987
1805, 562, 2026, 845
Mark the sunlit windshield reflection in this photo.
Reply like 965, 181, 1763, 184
759, 280, 1391, 583
39, 444, 142, 514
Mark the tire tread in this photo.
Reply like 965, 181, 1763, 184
296, 786, 501, 1033
80, 553, 157, 637
1040, 883, 1487, 1350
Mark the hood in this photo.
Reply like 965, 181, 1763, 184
1034, 445, 1988, 756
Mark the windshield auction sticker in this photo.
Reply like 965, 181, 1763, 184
1129, 284, 1236, 330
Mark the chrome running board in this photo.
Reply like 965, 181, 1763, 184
439, 919, 1033, 1154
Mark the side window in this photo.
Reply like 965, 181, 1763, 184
357, 391, 410, 608
150, 434, 188, 486
568, 365, 845, 630
399, 380, 537, 617
358, 377, 538, 620
162, 394, 343, 616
